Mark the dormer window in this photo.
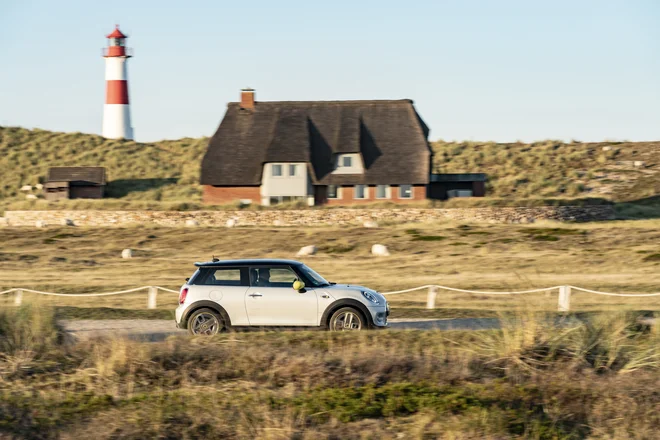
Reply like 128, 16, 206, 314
332, 153, 363, 175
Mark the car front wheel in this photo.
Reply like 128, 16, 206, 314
187, 308, 225, 335
329, 307, 365, 331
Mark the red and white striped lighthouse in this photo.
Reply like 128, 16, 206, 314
102, 25, 134, 140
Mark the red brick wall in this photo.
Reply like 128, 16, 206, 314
203, 186, 261, 204
325, 185, 426, 205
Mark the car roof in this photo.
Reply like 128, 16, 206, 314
194, 258, 304, 268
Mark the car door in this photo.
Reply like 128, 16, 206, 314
245, 266, 319, 326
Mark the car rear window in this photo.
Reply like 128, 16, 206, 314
193, 267, 249, 286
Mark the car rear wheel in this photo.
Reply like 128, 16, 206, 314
188, 308, 225, 335
329, 307, 365, 331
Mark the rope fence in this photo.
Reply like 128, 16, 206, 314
1, 285, 659, 311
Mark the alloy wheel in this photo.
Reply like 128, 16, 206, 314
191, 312, 221, 335
331, 311, 362, 331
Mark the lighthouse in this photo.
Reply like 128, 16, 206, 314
102, 25, 134, 140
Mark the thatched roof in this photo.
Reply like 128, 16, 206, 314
47, 167, 106, 185
201, 100, 431, 186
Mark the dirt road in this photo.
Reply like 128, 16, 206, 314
60, 317, 501, 341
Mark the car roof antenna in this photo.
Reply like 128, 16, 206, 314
211, 255, 219, 262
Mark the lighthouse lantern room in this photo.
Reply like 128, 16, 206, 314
102, 25, 134, 140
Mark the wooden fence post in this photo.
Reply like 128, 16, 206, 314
558, 286, 571, 312
426, 286, 438, 309
14, 290, 23, 306
147, 286, 158, 309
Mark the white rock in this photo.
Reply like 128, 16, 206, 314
35, 183, 44, 190
296, 245, 317, 257
185, 219, 199, 227
26, 194, 37, 200
61, 218, 75, 226
226, 218, 237, 228
20, 185, 32, 191
371, 244, 390, 257
35, 220, 47, 228
121, 249, 133, 259
0, 217, 8, 227
633, 161, 646, 168
601, 146, 612, 151
363, 220, 379, 228
273, 219, 284, 227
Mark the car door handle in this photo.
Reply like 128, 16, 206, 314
321, 294, 330, 299
249, 292, 263, 297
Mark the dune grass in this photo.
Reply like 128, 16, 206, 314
431, 139, 660, 202
0, 305, 658, 438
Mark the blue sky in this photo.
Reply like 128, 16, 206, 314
1, 0, 658, 142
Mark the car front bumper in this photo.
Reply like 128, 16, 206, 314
368, 302, 390, 328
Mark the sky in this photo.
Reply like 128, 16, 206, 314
1, 0, 658, 142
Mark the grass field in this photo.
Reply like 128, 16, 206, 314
1, 220, 659, 316
1, 127, 658, 212
1, 305, 658, 439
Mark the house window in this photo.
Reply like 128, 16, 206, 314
327, 185, 339, 199
342, 156, 352, 168
376, 185, 389, 199
399, 185, 413, 199
272, 164, 282, 177
354, 185, 367, 199
289, 164, 298, 176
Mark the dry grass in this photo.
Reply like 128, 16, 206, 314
0, 220, 659, 315
432, 139, 660, 202
0, 305, 658, 438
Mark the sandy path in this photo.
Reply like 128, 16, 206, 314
60, 317, 501, 341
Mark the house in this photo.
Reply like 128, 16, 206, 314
201, 89, 485, 205
43, 167, 106, 201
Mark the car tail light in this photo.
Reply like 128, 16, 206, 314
179, 287, 188, 304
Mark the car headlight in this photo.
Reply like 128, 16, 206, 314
361, 290, 380, 305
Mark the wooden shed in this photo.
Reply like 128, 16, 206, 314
427, 173, 487, 200
44, 167, 106, 201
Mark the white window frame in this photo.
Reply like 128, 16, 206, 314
327, 185, 341, 199
354, 184, 368, 200
375, 185, 390, 199
288, 164, 298, 177
398, 185, 413, 199
271, 164, 283, 177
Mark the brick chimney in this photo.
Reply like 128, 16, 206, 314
240, 88, 255, 110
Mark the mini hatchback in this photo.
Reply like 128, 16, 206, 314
175, 259, 389, 334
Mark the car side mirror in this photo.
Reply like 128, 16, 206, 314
293, 280, 305, 291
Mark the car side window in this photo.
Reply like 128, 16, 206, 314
250, 267, 298, 288
196, 267, 248, 286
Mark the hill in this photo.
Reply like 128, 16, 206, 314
431, 139, 659, 201
0, 126, 208, 202
0, 126, 658, 207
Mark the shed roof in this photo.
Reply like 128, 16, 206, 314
47, 167, 106, 185
201, 99, 431, 186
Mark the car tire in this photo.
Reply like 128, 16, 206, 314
187, 308, 226, 336
328, 307, 366, 331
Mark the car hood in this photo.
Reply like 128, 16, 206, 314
323, 284, 387, 304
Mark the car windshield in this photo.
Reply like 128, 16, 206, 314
298, 264, 330, 287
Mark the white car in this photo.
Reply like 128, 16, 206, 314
175, 259, 389, 334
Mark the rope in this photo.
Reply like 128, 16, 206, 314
381, 285, 562, 295
568, 286, 660, 297
1, 285, 658, 298
0, 286, 179, 297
